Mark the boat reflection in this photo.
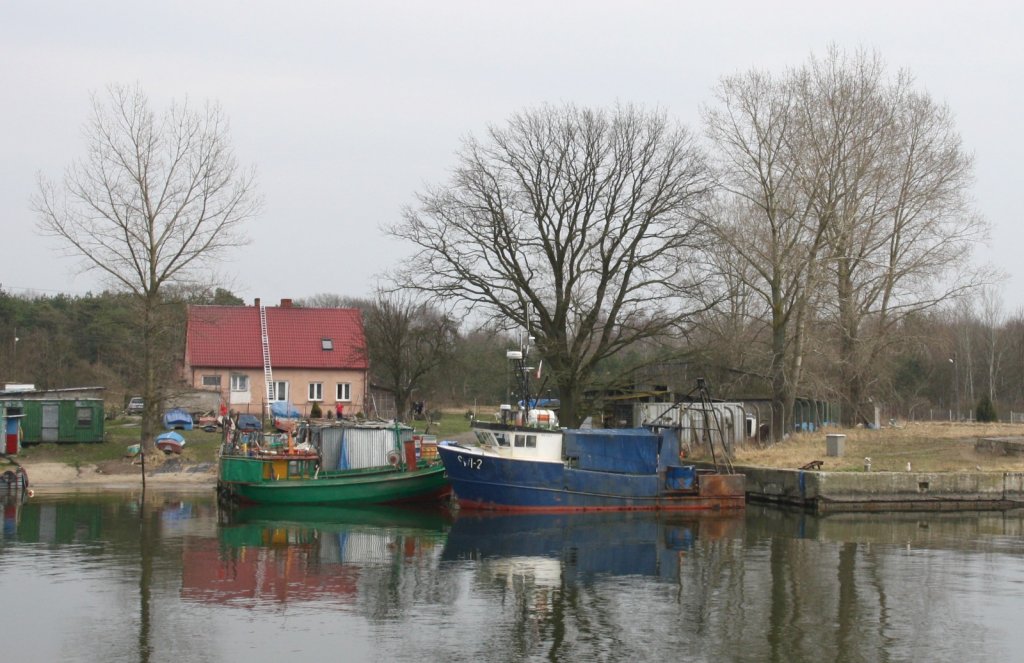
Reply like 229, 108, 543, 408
1, 492, 27, 541
443, 510, 744, 583
181, 504, 452, 607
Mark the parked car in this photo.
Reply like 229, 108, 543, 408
126, 396, 144, 415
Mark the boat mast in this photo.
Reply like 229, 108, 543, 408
506, 331, 534, 425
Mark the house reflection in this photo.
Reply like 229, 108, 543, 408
181, 504, 452, 607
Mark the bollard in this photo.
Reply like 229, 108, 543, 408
826, 434, 846, 457
864, 457, 871, 472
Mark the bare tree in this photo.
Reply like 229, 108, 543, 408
804, 48, 990, 425
34, 83, 260, 455
387, 104, 714, 425
704, 47, 991, 431
297, 293, 369, 309
363, 292, 458, 422
978, 287, 1005, 405
703, 71, 830, 440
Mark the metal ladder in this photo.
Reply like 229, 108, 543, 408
259, 304, 274, 418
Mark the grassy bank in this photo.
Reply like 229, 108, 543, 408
733, 421, 1024, 473
11, 412, 474, 468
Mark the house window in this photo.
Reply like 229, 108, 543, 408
308, 382, 323, 401
321, 338, 333, 351
201, 375, 221, 387
336, 383, 351, 402
231, 374, 249, 392
76, 407, 93, 427
272, 381, 289, 402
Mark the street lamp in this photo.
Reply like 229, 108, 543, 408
948, 354, 959, 421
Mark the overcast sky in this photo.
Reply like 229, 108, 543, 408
3, 1, 1022, 312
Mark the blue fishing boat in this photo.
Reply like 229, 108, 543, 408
437, 339, 745, 512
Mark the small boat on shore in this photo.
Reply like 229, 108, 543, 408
437, 339, 745, 512
155, 431, 186, 454
163, 408, 194, 431
217, 421, 450, 506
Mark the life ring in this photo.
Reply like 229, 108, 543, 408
387, 450, 402, 467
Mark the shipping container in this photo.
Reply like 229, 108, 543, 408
0, 397, 105, 444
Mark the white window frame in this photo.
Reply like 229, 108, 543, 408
308, 382, 323, 402
201, 375, 221, 387
514, 434, 537, 448
336, 382, 351, 402
230, 374, 249, 392
272, 381, 289, 402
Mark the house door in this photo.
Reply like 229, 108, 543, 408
41, 403, 59, 442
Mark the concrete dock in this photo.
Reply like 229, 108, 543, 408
738, 465, 1024, 513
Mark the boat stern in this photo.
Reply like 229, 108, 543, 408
698, 472, 745, 498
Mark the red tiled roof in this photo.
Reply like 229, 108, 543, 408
186, 305, 368, 370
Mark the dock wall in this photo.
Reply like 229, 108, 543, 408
737, 465, 1024, 513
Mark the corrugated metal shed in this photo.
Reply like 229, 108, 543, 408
637, 401, 747, 450
317, 422, 413, 470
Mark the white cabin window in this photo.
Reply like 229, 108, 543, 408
308, 382, 323, 401
201, 375, 221, 387
336, 383, 351, 402
272, 381, 289, 402
514, 434, 537, 448
230, 374, 249, 392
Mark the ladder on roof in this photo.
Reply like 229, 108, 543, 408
259, 304, 274, 419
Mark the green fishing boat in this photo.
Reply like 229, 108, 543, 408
217, 421, 450, 506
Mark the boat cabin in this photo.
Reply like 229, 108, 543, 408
471, 420, 564, 463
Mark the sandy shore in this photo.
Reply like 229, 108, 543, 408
15, 460, 217, 492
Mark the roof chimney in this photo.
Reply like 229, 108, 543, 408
281, 298, 293, 308
254, 298, 261, 308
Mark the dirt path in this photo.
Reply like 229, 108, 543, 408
14, 459, 216, 492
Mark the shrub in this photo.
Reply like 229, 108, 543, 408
976, 394, 998, 422
310, 402, 322, 418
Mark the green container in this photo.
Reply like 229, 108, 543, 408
0, 398, 105, 444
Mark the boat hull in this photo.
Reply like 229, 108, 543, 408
437, 444, 744, 512
218, 455, 451, 506
155, 431, 186, 454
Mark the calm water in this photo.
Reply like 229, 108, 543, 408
2, 490, 1023, 663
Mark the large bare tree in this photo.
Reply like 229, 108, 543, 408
34, 83, 260, 455
704, 47, 990, 433
388, 104, 714, 425
703, 71, 830, 440
804, 49, 989, 425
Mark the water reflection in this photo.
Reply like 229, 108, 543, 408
183, 504, 453, 609
443, 510, 743, 582
3, 494, 1024, 662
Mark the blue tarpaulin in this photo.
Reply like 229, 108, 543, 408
271, 402, 301, 418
